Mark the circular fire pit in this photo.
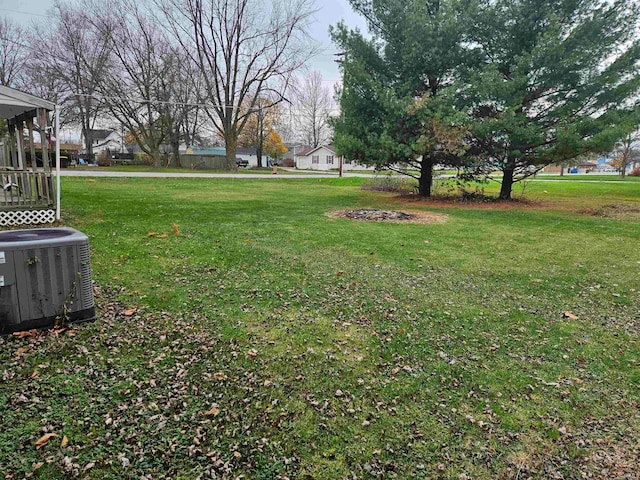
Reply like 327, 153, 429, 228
327, 209, 447, 224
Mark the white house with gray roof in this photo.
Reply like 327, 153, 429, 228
294, 145, 374, 171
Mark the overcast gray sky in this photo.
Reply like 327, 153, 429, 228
0, 0, 368, 87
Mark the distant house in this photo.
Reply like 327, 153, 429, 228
191, 147, 271, 167
80, 129, 122, 154
236, 147, 268, 167
294, 145, 373, 171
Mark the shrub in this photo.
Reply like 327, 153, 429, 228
362, 173, 417, 194
629, 166, 640, 177
96, 151, 110, 166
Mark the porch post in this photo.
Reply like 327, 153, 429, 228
27, 117, 37, 170
15, 120, 24, 170
38, 109, 50, 172
55, 106, 61, 220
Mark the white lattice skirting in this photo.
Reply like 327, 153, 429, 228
0, 209, 56, 226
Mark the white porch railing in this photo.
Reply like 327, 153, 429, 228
0, 170, 56, 226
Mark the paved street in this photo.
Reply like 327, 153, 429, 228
58, 168, 375, 179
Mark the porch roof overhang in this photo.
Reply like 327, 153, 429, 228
0, 85, 55, 120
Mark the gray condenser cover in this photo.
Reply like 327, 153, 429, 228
0, 228, 95, 333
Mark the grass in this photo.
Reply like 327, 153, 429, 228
1, 176, 639, 479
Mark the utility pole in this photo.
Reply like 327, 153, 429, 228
339, 155, 343, 177
257, 106, 264, 168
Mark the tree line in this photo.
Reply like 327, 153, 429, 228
1, 0, 336, 168
332, 0, 640, 199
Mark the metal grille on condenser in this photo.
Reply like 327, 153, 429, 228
79, 242, 94, 308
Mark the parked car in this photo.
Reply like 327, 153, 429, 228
235, 158, 249, 168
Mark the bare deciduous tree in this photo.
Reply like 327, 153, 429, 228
28, 4, 111, 155
612, 131, 640, 178
292, 70, 333, 147
0, 17, 26, 87
89, 0, 176, 167
238, 97, 281, 167
158, 0, 316, 167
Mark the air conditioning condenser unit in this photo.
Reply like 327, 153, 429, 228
0, 227, 95, 334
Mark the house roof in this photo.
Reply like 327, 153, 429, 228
297, 144, 336, 157
87, 129, 116, 140
295, 146, 314, 156
35, 142, 82, 151
0, 85, 55, 119
192, 147, 226, 156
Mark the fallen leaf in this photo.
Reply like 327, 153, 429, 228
147, 231, 157, 237
247, 350, 258, 358
203, 406, 220, 416
562, 311, 579, 320
123, 308, 137, 317
16, 346, 29, 355
213, 372, 227, 381
31, 371, 40, 379
60, 436, 68, 447
35, 433, 58, 449
172, 224, 181, 236
13, 330, 36, 339
32, 462, 44, 471
83, 462, 95, 472
233, 451, 242, 459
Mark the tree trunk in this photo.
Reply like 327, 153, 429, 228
418, 156, 434, 197
82, 128, 93, 156
559, 164, 564, 176
500, 165, 515, 200
152, 150, 162, 169
226, 134, 237, 170
79, 98, 94, 156
170, 127, 181, 168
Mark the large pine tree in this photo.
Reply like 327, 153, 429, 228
461, 0, 640, 198
334, 0, 640, 199
332, 0, 473, 196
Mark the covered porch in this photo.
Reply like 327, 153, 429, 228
0, 85, 60, 227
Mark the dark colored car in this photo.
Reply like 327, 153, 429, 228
235, 158, 249, 168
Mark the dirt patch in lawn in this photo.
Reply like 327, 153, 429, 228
390, 194, 540, 210
327, 208, 448, 224
578, 203, 640, 220
389, 194, 640, 218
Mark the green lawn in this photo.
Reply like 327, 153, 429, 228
1, 176, 639, 479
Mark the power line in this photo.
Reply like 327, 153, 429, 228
0, 36, 32, 51
74, 92, 342, 116
0, 8, 50, 19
